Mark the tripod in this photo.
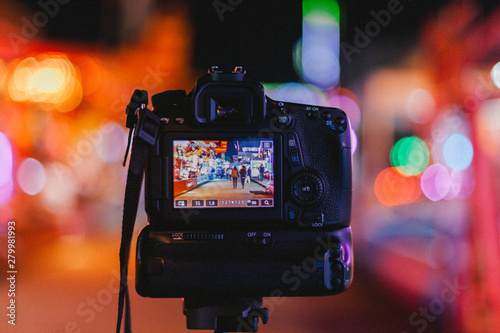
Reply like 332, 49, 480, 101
183, 297, 269, 333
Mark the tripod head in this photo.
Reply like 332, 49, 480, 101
183, 297, 269, 333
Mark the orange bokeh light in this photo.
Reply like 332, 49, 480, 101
374, 167, 422, 206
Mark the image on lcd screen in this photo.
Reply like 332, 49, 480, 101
173, 138, 274, 209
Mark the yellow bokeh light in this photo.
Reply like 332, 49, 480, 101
8, 57, 36, 101
7, 54, 82, 112
32, 67, 65, 93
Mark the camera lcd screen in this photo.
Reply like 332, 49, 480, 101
172, 138, 274, 209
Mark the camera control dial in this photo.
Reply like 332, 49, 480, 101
289, 171, 324, 207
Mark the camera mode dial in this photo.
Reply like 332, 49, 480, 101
289, 171, 324, 207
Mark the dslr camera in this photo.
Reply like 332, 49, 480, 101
134, 66, 353, 331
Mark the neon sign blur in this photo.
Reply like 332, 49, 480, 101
295, 0, 340, 89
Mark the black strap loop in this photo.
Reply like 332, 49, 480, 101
117, 104, 160, 333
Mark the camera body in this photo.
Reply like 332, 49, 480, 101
136, 66, 353, 299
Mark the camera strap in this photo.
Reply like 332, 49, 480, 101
117, 90, 160, 333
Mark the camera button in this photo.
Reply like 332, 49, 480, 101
328, 246, 342, 260
332, 262, 343, 272
274, 114, 291, 128
321, 111, 332, 120
288, 152, 300, 166
331, 278, 342, 288
335, 117, 346, 126
287, 133, 298, 152
290, 171, 324, 207
307, 111, 318, 119
335, 117, 347, 133
288, 207, 298, 220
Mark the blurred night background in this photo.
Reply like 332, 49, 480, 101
1, 0, 500, 332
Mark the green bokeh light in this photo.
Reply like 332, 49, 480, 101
303, 0, 340, 22
390, 136, 430, 176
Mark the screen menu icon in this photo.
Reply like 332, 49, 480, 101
206, 200, 218, 207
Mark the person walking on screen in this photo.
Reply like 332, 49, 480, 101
259, 164, 264, 181
232, 166, 238, 189
245, 167, 251, 184
240, 165, 246, 189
